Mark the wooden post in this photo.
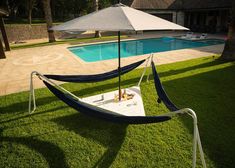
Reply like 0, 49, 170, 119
0, 37, 6, 58
0, 17, 10, 51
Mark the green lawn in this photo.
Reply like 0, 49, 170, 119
0, 56, 235, 168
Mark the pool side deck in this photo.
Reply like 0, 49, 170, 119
0, 33, 225, 96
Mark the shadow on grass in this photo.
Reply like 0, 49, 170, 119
52, 113, 127, 168
0, 94, 59, 115
0, 129, 69, 168
0, 106, 68, 127
161, 64, 235, 168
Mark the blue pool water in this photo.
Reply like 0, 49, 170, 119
68, 37, 224, 62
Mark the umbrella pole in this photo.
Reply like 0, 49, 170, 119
118, 31, 121, 101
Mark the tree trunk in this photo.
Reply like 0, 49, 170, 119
0, 38, 6, 59
28, 9, 32, 25
0, 17, 10, 51
28, 0, 32, 25
220, 2, 235, 61
94, 0, 101, 38
28, 0, 37, 25
42, 0, 56, 43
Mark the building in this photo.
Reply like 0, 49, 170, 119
122, 0, 232, 33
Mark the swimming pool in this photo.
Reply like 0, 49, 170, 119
68, 37, 224, 62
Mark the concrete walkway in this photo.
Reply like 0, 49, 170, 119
0, 32, 225, 96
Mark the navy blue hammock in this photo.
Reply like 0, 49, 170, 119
41, 60, 179, 124
44, 59, 146, 83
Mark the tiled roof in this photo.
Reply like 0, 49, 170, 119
122, 0, 232, 10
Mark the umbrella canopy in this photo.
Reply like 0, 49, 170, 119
52, 3, 188, 32
52, 3, 189, 101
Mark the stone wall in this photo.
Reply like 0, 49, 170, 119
1, 24, 62, 42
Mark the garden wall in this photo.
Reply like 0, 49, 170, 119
1, 24, 62, 42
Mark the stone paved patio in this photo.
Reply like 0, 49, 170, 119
0, 32, 225, 96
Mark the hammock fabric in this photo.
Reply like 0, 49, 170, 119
151, 61, 179, 112
44, 59, 146, 83
43, 81, 171, 124
41, 61, 179, 124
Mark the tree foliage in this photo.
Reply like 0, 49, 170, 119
0, 0, 118, 23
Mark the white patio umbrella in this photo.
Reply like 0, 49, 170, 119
52, 3, 189, 100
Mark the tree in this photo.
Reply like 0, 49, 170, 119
42, 0, 56, 42
94, 0, 101, 38
27, 0, 37, 24
220, 2, 235, 61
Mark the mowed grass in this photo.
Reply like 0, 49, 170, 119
0, 56, 235, 168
